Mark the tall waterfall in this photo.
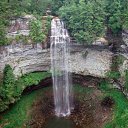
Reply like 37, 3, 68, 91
50, 17, 73, 117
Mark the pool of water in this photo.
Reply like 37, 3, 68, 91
44, 117, 75, 128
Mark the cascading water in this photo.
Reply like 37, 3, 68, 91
50, 17, 73, 117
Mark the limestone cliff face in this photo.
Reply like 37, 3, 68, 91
69, 49, 112, 77
0, 43, 51, 78
0, 43, 113, 78
119, 54, 128, 76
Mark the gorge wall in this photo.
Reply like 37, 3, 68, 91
0, 15, 127, 80
0, 43, 114, 79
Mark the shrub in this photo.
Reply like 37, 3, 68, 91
0, 64, 51, 112
29, 19, 46, 43
106, 71, 121, 79
99, 80, 128, 128
0, 64, 16, 112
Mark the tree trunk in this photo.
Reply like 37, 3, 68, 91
106, 27, 124, 52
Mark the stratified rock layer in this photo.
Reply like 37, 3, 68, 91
0, 43, 113, 78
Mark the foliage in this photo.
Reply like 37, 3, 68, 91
1, 0, 128, 45
99, 80, 111, 92
28, 0, 52, 15
29, 19, 46, 43
58, 0, 105, 44
0, 0, 52, 46
99, 80, 128, 128
0, 88, 50, 128
0, 65, 51, 112
0, 0, 29, 46
3, 65, 15, 86
16, 72, 51, 94
51, 0, 66, 14
104, 0, 128, 34
15, 71, 50, 99
55, 0, 128, 44
106, 71, 121, 79
110, 55, 126, 73
0, 65, 16, 112
44, 16, 52, 35
29, 16, 51, 45
0, 24, 8, 46
0, 1, 12, 46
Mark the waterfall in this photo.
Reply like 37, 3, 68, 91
50, 17, 73, 117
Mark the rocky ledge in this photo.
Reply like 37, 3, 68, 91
0, 43, 114, 79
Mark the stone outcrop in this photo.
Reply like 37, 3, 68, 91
92, 37, 108, 46
119, 53, 128, 76
69, 49, 112, 77
123, 30, 128, 46
7, 15, 36, 37
0, 43, 51, 78
0, 43, 113, 79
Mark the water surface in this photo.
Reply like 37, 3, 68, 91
45, 117, 74, 128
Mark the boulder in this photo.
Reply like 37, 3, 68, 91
93, 37, 108, 46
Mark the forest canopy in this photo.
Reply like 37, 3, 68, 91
0, 0, 128, 46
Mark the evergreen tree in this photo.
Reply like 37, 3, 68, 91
0, 65, 16, 111
2, 65, 16, 101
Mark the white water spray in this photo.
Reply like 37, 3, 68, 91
50, 17, 73, 117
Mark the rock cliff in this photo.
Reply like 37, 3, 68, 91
0, 43, 113, 79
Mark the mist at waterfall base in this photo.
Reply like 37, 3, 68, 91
50, 17, 73, 117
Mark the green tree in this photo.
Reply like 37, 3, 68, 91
0, 1, 12, 46
53, 0, 128, 48
0, 0, 25, 46
2, 65, 16, 100
58, 0, 105, 44
0, 65, 16, 111
51, 0, 65, 15
29, 19, 46, 47
28, 0, 52, 15
104, 0, 128, 49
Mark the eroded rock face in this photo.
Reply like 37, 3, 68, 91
119, 54, 128, 76
7, 15, 36, 37
0, 43, 113, 78
69, 49, 112, 77
0, 43, 51, 77
122, 30, 128, 46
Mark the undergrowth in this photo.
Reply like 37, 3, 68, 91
99, 80, 128, 128
16, 72, 51, 94
0, 65, 51, 113
0, 88, 50, 128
